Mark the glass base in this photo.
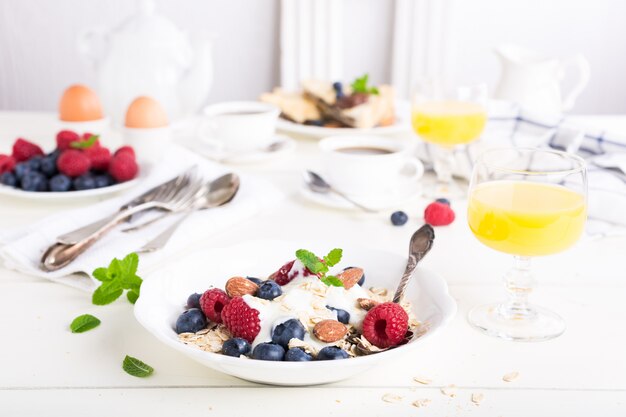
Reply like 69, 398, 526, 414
468, 303, 565, 342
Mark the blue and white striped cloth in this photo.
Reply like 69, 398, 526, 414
416, 101, 626, 235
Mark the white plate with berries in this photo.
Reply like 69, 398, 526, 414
135, 240, 456, 386
0, 132, 144, 201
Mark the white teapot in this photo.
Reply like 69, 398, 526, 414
493, 45, 590, 116
78, 0, 213, 125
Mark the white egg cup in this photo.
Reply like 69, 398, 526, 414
123, 126, 171, 164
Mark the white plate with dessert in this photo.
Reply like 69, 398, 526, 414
135, 240, 456, 386
261, 74, 411, 138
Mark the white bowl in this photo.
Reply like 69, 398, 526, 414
134, 240, 456, 386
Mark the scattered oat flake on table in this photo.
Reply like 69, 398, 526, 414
382, 393, 403, 403
412, 399, 432, 408
471, 393, 484, 405
503, 371, 520, 382
413, 376, 432, 385
440, 384, 457, 397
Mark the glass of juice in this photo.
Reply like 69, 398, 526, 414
467, 148, 587, 341
412, 79, 487, 198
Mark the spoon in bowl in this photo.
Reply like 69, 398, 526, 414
392, 224, 435, 303
303, 170, 378, 213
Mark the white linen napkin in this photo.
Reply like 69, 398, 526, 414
0, 145, 283, 291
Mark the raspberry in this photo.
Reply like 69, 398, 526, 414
424, 202, 455, 226
362, 302, 409, 348
56, 130, 80, 150
108, 154, 138, 182
12, 138, 44, 162
199, 288, 230, 323
272, 259, 317, 286
114, 146, 136, 159
56, 149, 91, 177
221, 297, 261, 343
0, 154, 16, 174
85, 146, 111, 171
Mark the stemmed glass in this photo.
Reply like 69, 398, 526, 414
412, 79, 487, 198
467, 148, 587, 341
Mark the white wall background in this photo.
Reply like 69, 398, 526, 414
0, 0, 624, 114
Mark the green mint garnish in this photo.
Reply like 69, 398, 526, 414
70, 314, 101, 333
70, 134, 99, 149
122, 355, 154, 378
296, 248, 343, 287
92, 253, 142, 305
350, 74, 379, 95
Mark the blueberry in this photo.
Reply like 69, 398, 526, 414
332, 81, 343, 92
316, 346, 349, 360
390, 211, 408, 226
14, 163, 31, 180
436, 198, 451, 206
186, 293, 202, 309
73, 174, 96, 191
0, 172, 17, 187
304, 119, 325, 127
257, 280, 282, 301
343, 266, 365, 286
246, 277, 264, 286
271, 318, 305, 348
26, 156, 42, 172
94, 174, 114, 188
20, 171, 47, 191
40, 156, 58, 177
326, 305, 350, 324
49, 174, 72, 192
284, 347, 313, 362
222, 337, 252, 357
175, 308, 206, 334
48, 149, 61, 159
252, 342, 285, 361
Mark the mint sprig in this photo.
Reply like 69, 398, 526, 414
122, 355, 154, 378
296, 248, 343, 287
70, 134, 99, 149
351, 74, 379, 95
92, 253, 142, 305
70, 314, 101, 333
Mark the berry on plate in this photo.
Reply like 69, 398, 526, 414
40, 154, 58, 177
85, 146, 111, 171
316, 346, 349, 360
326, 305, 350, 324
251, 342, 285, 361
94, 174, 114, 188
186, 293, 202, 309
390, 210, 408, 226
271, 318, 306, 348
49, 174, 72, 192
424, 201, 455, 226
199, 288, 230, 323
256, 280, 282, 301
12, 138, 44, 162
175, 308, 207, 334
221, 297, 261, 343
57, 149, 91, 177
0, 154, 16, 174
0, 172, 17, 187
284, 347, 313, 362
108, 154, 138, 182
246, 277, 264, 286
73, 174, 97, 191
56, 130, 80, 151
362, 302, 409, 348
222, 337, 252, 357
272, 259, 316, 286
20, 171, 48, 192
114, 146, 136, 159
435, 198, 451, 206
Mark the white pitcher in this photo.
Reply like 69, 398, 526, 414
494, 45, 590, 115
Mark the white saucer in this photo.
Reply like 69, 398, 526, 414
300, 178, 422, 211
183, 135, 296, 164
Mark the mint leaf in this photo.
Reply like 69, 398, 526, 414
321, 275, 344, 287
70, 134, 99, 149
122, 355, 154, 378
92, 280, 123, 305
92, 267, 112, 282
350, 73, 379, 95
323, 248, 342, 268
119, 253, 139, 279
127, 289, 140, 304
295, 249, 327, 274
70, 314, 101, 333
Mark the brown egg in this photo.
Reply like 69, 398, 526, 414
58, 84, 104, 122
125, 96, 169, 128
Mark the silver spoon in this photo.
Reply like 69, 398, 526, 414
392, 224, 435, 303
303, 170, 378, 213
218, 141, 286, 163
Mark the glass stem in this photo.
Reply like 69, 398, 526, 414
499, 256, 535, 320
433, 146, 455, 192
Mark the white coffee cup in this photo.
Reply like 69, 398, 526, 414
199, 101, 280, 152
319, 135, 424, 197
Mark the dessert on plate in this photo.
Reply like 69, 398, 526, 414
260, 74, 396, 129
175, 248, 421, 361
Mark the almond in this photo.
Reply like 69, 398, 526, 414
225, 277, 258, 297
313, 319, 348, 342
357, 298, 379, 311
337, 267, 364, 289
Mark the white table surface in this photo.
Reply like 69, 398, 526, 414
0, 112, 625, 416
